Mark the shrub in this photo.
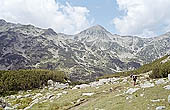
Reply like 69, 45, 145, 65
150, 61, 170, 78
0, 69, 67, 96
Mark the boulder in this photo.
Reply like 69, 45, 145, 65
4, 106, 13, 110
156, 106, 165, 110
90, 81, 103, 87
168, 74, 170, 81
24, 94, 32, 98
17, 95, 23, 99
49, 87, 54, 90
110, 77, 120, 83
163, 85, 170, 90
140, 94, 144, 97
155, 79, 166, 85
62, 91, 68, 94
27, 90, 32, 92
46, 94, 54, 99
95, 108, 105, 110
47, 80, 54, 87
13, 104, 20, 109
24, 99, 39, 110
168, 95, 170, 103
8, 95, 16, 99
82, 93, 95, 96
57, 93, 62, 96
73, 84, 90, 89
32, 93, 42, 100
54, 82, 69, 89
122, 78, 127, 83
98, 79, 111, 84
31, 98, 39, 105
151, 99, 160, 102
140, 81, 154, 88
0, 98, 8, 108
102, 90, 107, 93
126, 88, 140, 94
126, 95, 133, 100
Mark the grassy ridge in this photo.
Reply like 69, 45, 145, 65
0, 69, 67, 96
98, 55, 170, 79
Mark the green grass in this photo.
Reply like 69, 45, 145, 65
77, 82, 170, 110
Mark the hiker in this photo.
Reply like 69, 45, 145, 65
130, 74, 137, 86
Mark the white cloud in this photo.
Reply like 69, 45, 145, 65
113, 0, 170, 37
0, 0, 91, 34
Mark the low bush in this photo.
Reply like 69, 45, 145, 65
0, 69, 67, 96
149, 61, 170, 78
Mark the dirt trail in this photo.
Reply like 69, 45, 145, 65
68, 96, 100, 110
68, 86, 123, 110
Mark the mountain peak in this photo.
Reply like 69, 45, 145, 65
78, 25, 108, 35
88, 24, 106, 31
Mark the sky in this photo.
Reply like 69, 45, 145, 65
0, 0, 170, 37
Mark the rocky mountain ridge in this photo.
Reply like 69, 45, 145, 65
0, 19, 170, 81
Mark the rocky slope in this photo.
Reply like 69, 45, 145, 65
1, 72, 170, 110
0, 19, 170, 81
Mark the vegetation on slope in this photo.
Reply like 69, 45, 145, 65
99, 55, 170, 79
0, 69, 67, 96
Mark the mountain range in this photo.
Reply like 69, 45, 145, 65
0, 19, 170, 81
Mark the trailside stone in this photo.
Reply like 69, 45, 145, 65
122, 78, 128, 83
17, 95, 23, 99
126, 95, 133, 100
155, 79, 166, 85
140, 94, 144, 97
82, 93, 95, 96
8, 95, 16, 99
72, 84, 90, 89
98, 79, 110, 84
4, 106, 13, 110
156, 106, 165, 110
54, 82, 69, 89
57, 93, 62, 96
0, 98, 8, 108
24, 94, 32, 98
49, 87, 54, 90
168, 74, 170, 81
47, 80, 54, 87
32, 93, 42, 100
90, 81, 103, 87
13, 104, 20, 109
24, 99, 39, 110
95, 108, 105, 110
168, 95, 170, 103
126, 88, 140, 94
110, 77, 120, 83
163, 85, 170, 90
46, 94, 54, 99
140, 81, 154, 88
62, 91, 68, 94
151, 99, 160, 102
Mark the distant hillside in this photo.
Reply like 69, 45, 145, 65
99, 55, 170, 79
